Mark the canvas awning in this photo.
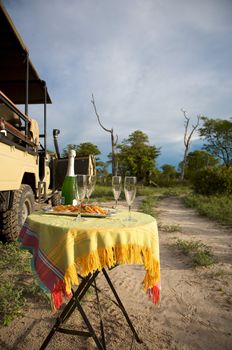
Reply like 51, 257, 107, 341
0, 3, 51, 104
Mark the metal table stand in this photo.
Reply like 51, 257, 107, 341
39, 267, 142, 350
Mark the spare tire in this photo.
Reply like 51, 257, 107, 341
0, 184, 34, 242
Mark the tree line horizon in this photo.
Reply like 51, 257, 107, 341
62, 115, 232, 188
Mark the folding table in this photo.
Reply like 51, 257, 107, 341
19, 209, 160, 349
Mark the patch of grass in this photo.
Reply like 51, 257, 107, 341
92, 185, 113, 200
176, 238, 215, 267
192, 250, 215, 267
93, 184, 192, 202
137, 186, 157, 196
184, 194, 232, 226
160, 186, 192, 197
139, 195, 157, 217
0, 281, 25, 326
0, 242, 48, 327
0, 241, 30, 273
93, 184, 158, 202
24, 282, 49, 301
159, 223, 181, 232
176, 239, 202, 255
209, 270, 230, 280
137, 184, 191, 198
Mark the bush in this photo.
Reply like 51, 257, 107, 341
139, 195, 157, 217
192, 166, 232, 195
92, 185, 113, 200
153, 175, 182, 188
176, 239, 215, 267
184, 193, 232, 226
0, 242, 48, 326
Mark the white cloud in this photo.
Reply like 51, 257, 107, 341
3, 0, 232, 167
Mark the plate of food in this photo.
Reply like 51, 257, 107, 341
43, 204, 110, 218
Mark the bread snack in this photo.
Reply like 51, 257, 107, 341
53, 204, 108, 215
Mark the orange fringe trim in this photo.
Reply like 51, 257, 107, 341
64, 244, 160, 296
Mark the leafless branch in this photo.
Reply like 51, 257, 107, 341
91, 94, 118, 175
91, 94, 112, 133
180, 109, 200, 180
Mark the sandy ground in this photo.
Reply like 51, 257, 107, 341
0, 196, 232, 350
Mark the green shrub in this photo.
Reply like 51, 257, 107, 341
159, 223, 181, 232
176, 239, 202, 255
0, 242, 30, 273
155, 177, 182, 188
184, 193, 232, 225
136, 186, 156, 196
176, 239, 215, 267
192, 250, 215, 267
192, 166, 232, 195
92, 185, 113, 200
0, 282, 25, 326
139, 195, 157, 217
0, 242, 48, 326
93, 184, 158, 201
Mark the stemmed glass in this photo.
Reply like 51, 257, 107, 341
75, 174, 87, 221
112, 176, 122, 210
124, 176, 137, 221
86, 175, 96, 203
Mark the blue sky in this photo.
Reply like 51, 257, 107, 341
3, 0, 232, 169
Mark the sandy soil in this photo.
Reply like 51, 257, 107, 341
0, 196, 231, 350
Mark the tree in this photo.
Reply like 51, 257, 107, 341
62, 144, 77, 157
180, 150, 219, 180
116, 130, 160, 183
91, 94, 118, 175
161, 164, 178, 179
158, 164, 178, 186
180, 109, 200, 180
192, 166, 232, 195
62, 142, 101, 165
199, 117, 232, 167
62, 142, 101, 157
77, 142, 101, 158
97, 161, 110, 183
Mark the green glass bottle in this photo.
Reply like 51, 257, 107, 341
61, 149, 77, 205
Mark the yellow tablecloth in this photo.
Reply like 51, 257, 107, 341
19, 209, 160, 309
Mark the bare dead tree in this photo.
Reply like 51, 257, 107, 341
180, 109, 200, 180
91, 94, 118, 175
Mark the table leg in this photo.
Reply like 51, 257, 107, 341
94, 279, 106, 350
62, 271, 100, 324
39, 271, 104, 350
102, 268, 142, 344
73, 293, 105, 350
39, 268, 142, 350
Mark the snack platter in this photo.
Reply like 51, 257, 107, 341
43, 204, 110, 218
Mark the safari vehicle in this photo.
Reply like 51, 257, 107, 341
0, 4, 95, 242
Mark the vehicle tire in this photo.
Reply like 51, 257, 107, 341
51, 191, 61, 206
0, 184, 34, 242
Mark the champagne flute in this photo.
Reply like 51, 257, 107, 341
124, 176, 137, 221
75, 174, 87, 221
86, 175, 96, 203
112, 176, 122, 210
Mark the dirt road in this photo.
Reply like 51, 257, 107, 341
0, 197, 231, 350
154, 197, 232, 350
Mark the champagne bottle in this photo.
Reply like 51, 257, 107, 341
61, 149, 77, 205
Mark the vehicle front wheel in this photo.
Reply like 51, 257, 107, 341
0, 184, 34, 242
